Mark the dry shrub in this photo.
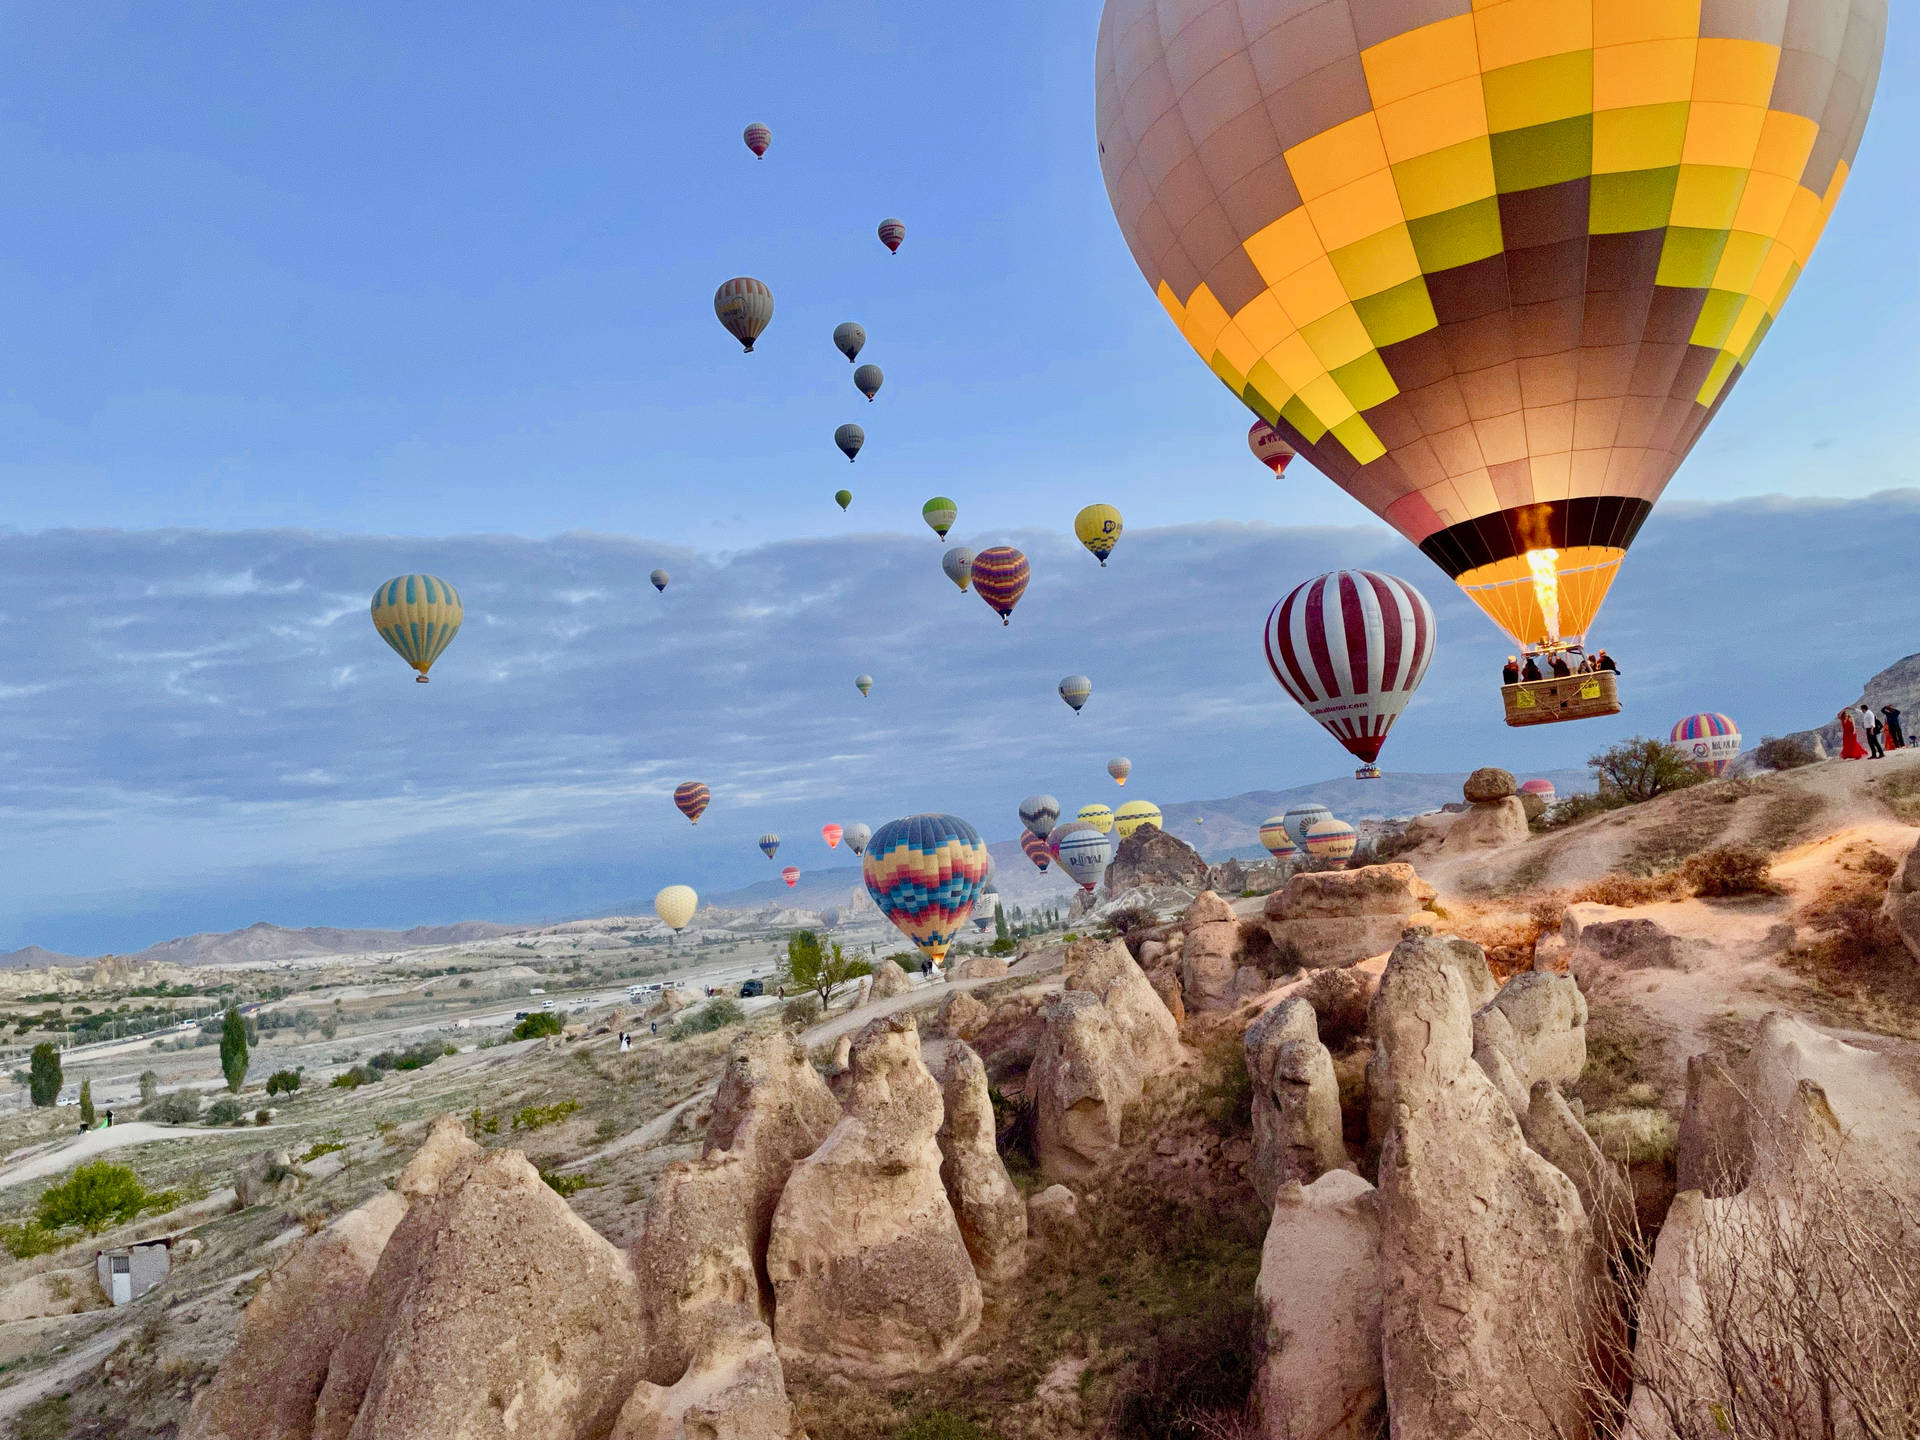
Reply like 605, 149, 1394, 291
1447, 909, 1540, 980
1571, 872, 1688, 908
1785, 851, 1920, 1035
1291, 967, 1372, 1049
1679, 844, 1782, 898
1236, 917, 1277, 973
1753, 734, 1819, 771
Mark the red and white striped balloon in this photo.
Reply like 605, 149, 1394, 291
1263, 570, 1436, 767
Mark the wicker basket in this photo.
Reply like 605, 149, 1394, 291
1502, 671, 1621, 727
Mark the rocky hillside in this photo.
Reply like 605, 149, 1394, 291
1737, 649, 1920, 764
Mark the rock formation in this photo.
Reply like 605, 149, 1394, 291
1560, 902, 1705, 973
936, 1042, 1027, 1283
1371, 932, 1598, 1439
939, 989, 989, 1041
1364, 933, 1495, 1160
1522, 1081, 1634, 1253
766, 1015, 981, 1375
1243, 998, 1347, 1205
1674, 1052, 1753, 1198
1883, 830, 1920, 962
1180, 890, 1245, 1012
1026, 1184, 1082, 1250
948, 954, 1008, 980
1103, 822, 1208, 895
1438, 766, 1530, 853
1263, 864, 1437, 970
1254, 1170, 1383, 1440
1063, 938, 1183, 1075
235, 1149, 301, 1208
633, 1033, 840, 1383
866, 957, 913, 999
1471, 969, 1587, 1111
184, 1191, 407, 1440
610, 1316, 802, 1440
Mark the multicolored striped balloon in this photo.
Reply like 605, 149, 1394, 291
1257, 816, 1297, 860
861, 813, 991, 965
713, 277, 773, 352
673, 781, 710, 826
821, 824, 843, 850
1302, 818, 1357, 863
781, 866, 800, 888
844, 823, 871, 856
758, 833, 781, 860
1114, 800, 1162, 840
972, 546, 1029, 625
1264, 570, 1435, 769
371, 574, 463, 683
1020, 829, 1052, 873
1671, 713, 1743, 777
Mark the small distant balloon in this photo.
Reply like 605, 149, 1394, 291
758, 833, 781, 860
673, 781, 710, 826
835, 424, 864, 462
370, 574, 462, 683
742, 122, 771, 157
1018, 794, 1059, 839
833, 322, 866, 363
922, 497, 957, 540
854, 364, 883, 402
855, 673, 873, 697
781, 865, 800, 888
835, 489, 853, 511
877, 218, 905, 253
654, 885, 698, 932
1248, 419, 1296, 477
713, 277, 773, 353
942, 547, 975, 593
1107, 756, 1131, 787
1058, 675, 1092, 713
1020, 829, 1052, 873
650, 569, 670, 592
844, 822, 871, 856
1074, 504, 1124, 567
821, 906, 841, 928
822, 823, 843, 850
972, 546, 1029, 626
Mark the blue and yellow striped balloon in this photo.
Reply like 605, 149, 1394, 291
862, 813, 990, 966
371, 575, 463, 683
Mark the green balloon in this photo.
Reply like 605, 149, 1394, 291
835, 489, 853, 511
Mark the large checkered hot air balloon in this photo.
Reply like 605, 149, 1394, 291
1265, 570, 1435, 777
1097, 0, 1883, 656
862, 814, 991, 966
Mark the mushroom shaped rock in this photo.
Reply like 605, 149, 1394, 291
1462, 766, 1518, 802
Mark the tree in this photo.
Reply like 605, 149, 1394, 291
78, 1079, 94, 1129
777, 929, 865, 1009
138, 1071, 159, 1105
512, 1012, 563, 1040
994, 902, 1009, 943
265, 1069, 301, 1096
36, 1161, 151, 1234
28, 1043, 60, 1108
1588, 737, 1706, 803
220, 1007, 249, 1093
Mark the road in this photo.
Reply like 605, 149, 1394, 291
0, 1122, 277, 1191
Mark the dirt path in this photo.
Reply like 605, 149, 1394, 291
0, 1323, 127, 1420
0, 1122, 281, 1191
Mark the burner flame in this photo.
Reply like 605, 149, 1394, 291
1527, 548, 1561, 642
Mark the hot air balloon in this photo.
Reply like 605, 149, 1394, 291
822, 823, 843, 850
1302, 818, 1358, 864
835, 489, 853, 511
1283, 805, 1332, 849
834, 424, 864, 462
922, 498, 958, 540
1096, 0, 1883, 681
855, 674, 873, 698
1020, 829, 1053, 873
655, 885, 698, 932
833, 322, 866, 363
673, 781, 710, 826
371, 575, 462, 683
1058, 675, 1092, 713
1257, 816, 1299, 860
972, 547, 1028, 626
1107, 757, 1131, 787
650, 570, 670, 593
758, 833, 781, 860
822, 906, 841, 928
980, 851, 996, 889
1054, 823, 1114, 892
854, 364, 884, 401
845, 822, 871, 856
972, 892, 999, 934
1114, 800, 1163, 840
1077, 803, 1114, 835
1265, 571, 1435, 779
1520, 779, 1558, 807
862, 813, 990, 966
781, 866, 800, 888
1019, 794, 1059, 839
942, 547, 975, 593
1249, 420, 1296, 478
1672, 713, 1743, 777
877, 218, 905, 254
742, 122, 771, 158
1074, 504, 1123, 567
713, 277, 773, 353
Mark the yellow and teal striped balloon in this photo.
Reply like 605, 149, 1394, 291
371, 574, 463, 683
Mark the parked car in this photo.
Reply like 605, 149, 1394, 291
738, 979, 765, 999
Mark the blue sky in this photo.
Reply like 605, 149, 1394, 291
0, 4, 1912, 953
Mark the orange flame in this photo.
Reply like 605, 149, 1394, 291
1527, 548, 1561, 642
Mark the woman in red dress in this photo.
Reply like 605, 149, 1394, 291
1839, 708, 1868, 759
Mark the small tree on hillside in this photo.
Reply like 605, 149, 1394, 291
37, 1161, 151, 1234
28, 1043, 60, 1108
777, 929, 863, 1009
138, 1071, 159, 1105
220, 1007, 249, 1093
79, 1079, 94, 1129
1588, 737, 1706, 803
994, 902, 1009, 943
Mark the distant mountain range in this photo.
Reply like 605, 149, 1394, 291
1, 919, 523, 971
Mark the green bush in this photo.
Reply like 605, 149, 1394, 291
330, 1065, 380, 1089
512, 1100, 580, 1131
539, 1168, 594, 1197
37, 1161, 154, 1234
781, 995, 823, 1029
1755, 734, 1819, 771
1588, 736, 1706, 802
1682, 844, 1783, 898
140, 1090, 201, 1125
206, 1098, 245, 1125
265, 1069, 301, 1096
220, 1006, 249, 1093
27, 1043, 60, 1108
512, 1012, 564, 1040
0, 1221, 63, 1259
299, 1140, 344, 1163
669, 999, 744, 1041
1197, 1035, 1253, 1136
79, 1079, 95, 1129
897, 1412, 987, 1440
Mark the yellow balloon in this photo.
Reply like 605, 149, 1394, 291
1077, 803, 1114, 835
370, 575, 463, 682
1114, 800, 1163, 840
654, 885, 698, 932
1073, 504, 1123, 567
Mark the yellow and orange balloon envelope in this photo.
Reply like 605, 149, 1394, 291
371, 575, 462, 683
654, 885, 698, 932
1096, 0, 1884, 647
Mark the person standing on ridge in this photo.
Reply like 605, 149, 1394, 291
1839, 708, 1868, 759
1883, 704, 1906, 749
1860, 703, 1885, 759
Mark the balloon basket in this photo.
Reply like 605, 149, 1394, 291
1502, 671, 1620, 727
1354, 765, 1382, 780
415, 674, 430, 683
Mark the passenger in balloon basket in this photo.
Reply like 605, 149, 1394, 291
1521, 655, 1544, 683
1548, 652, 1574, 679
1502, 656, 1521, 685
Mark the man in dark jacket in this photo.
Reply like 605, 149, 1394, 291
1596, 650, 1620, 675
1882, 704, 1906, 749
1548, 653, 1573, 678
1521, 655, 1543, 682
1502, 657, 1520, 685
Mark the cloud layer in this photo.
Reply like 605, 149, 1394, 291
0, 491, 1912, 952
